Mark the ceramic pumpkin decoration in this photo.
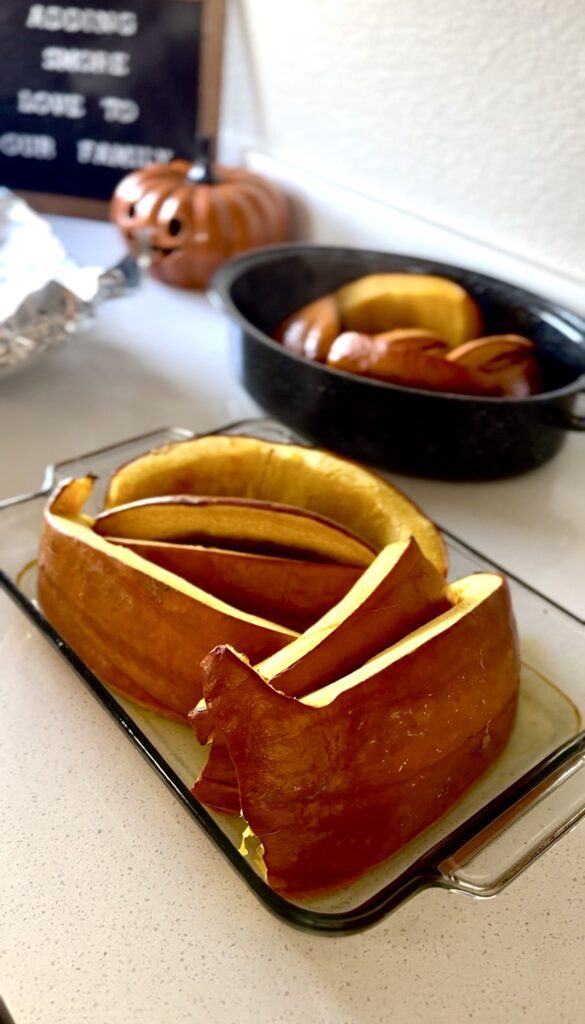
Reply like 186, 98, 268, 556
110, 138, 290, 289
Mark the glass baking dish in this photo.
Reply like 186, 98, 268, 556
1, 418, 584, 935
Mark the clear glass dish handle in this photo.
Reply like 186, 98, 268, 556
437, 742, 585, 898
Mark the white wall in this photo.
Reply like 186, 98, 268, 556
219, 0, 585, 284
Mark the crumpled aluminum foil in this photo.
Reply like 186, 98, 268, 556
0, 188, 143, 379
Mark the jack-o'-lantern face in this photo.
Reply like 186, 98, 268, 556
111, 159, 289, 289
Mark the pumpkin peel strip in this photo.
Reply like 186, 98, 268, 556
37, 478, 297, 718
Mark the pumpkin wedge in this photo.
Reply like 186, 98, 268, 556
336, 273, 482, 347
258, 537, 450, 696
191, 538, 450, 813
201, 572, 519, 895
326, 329, 450, 379
104, 435, 447, 575
37, 478, 297, 720
105, 538, 362, 632
274, 293, 341, 361
447, 334, 541, 397
93, 495, 376, 567
326, 330, 481, 393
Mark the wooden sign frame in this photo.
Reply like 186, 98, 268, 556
9, 0, 226, 219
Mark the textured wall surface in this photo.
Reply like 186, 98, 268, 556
220, 0, 585, 282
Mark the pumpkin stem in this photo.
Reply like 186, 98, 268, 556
187, 134, 218, 184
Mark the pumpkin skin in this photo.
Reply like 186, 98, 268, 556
191, 538, 451, 814
201, 572, 520, 896
105, 538, 363, 633
110, 160, 290, 289
37, 477, 297, 720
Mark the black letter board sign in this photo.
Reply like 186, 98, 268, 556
0, 0, 225, 216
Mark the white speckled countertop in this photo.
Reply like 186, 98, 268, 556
1, 217, 584, 1024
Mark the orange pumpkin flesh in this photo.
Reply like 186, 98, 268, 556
336, 273, 483, 346
92, 495, 376, 567
111, 159, 289, 290
104, 435, 448, 577
37, 478, 297, 720
192, 537, 451, 813
202, 573, 519, 896
105, 538, 362, 632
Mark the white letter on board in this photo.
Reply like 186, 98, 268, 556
99, 97, 140, 124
